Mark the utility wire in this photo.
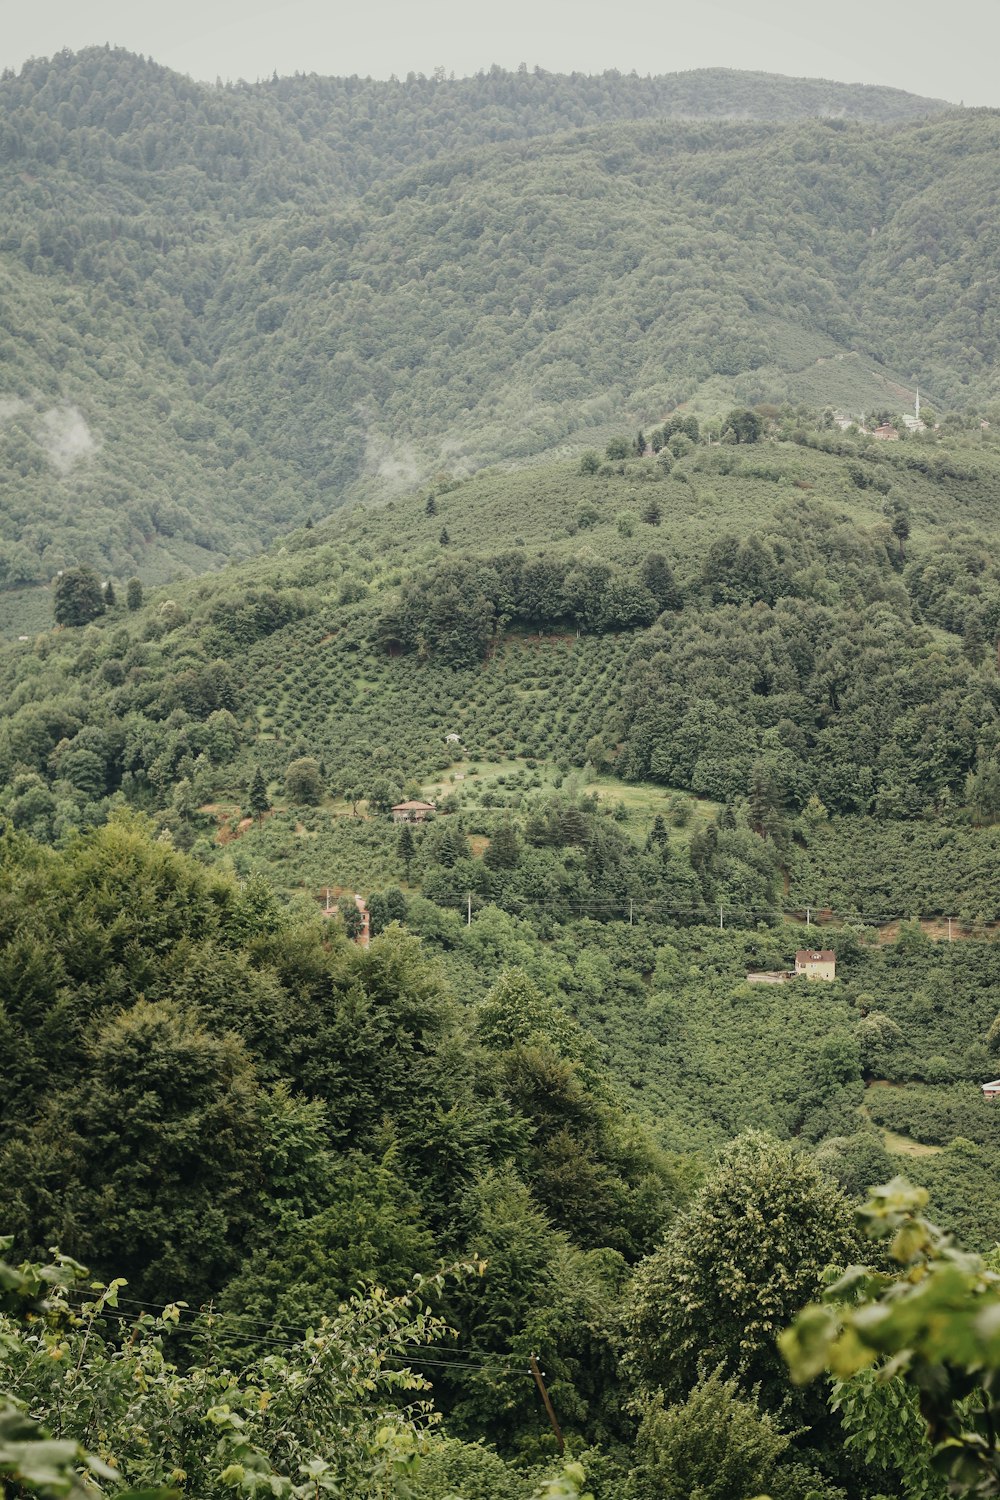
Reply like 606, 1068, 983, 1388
61, 1296, 523, 1371
415, 892, 991, 926
63, 1292, 511, 1357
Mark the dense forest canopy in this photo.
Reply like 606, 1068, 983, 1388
0, 47, 994, 591
6, 44, 1000, 1500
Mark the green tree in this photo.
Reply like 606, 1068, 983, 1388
884, 497, 912, 561
102, 577, 116, 608
748, 756, 788, 843
624, 1131, 860, 1405
559, 805, 589, 846
484, 820, 521, 870
338, 893, 365, 939
962, 610, 986, 665
285, 756, 323, 804
367, 775, 403, 814
436, 821, 469, 867
966, 747, 1000, 825
722, 408, 763, 444
0, 1241, 463, 1500
639, 553, 681, 611
629, 1370, 790, 1500
855, 1011, 903, 1078
367, 886, 407, 936
220, 1152, 436, 1326
53, 566, 105, 627
477, 969, 558, 1051
125, 576, 144, 611
0, 998, 261, 1300
249, 765, 270, 821
397, 819, 415, 874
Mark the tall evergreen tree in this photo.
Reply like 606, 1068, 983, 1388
397, 820, 415, 874
249, 766, 270, 822
484, 820, 520, 870
640, 552, 681, 610
560, 805, 589, 846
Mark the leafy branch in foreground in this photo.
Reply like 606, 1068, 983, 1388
780, 1178, 1000, 1497
0, 1237, 482, 1499
0, 1236, 162, 1500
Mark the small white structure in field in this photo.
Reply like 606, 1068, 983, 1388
982, 1080, 1000, 1102
445, 733, 461, 744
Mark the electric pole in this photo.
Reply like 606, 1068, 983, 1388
529, 1354, 564, 1454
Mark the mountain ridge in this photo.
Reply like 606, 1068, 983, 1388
0, 47, 993, 594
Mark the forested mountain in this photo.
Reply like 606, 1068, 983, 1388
8, 46, 1000, 1500
0, 46, 994, 593
6, 407, 1000, 1496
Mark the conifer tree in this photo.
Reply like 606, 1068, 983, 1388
484, 819, 520, 870
645, 814, 669, 851
559, 804, 588, 846
397, 820, 415, 874
249, 766, 270, 822
126, 577, 144, 611
640, 552, 682, 611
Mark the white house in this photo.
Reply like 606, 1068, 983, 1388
795, 949, 836, 981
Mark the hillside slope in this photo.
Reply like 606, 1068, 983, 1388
1, 48, 994, 592
5, 416, 1000, 1257
4, 414, 1000, 906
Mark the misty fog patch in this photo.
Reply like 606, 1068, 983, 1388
362, 430, 420, 491
0, 397, 27, 426
36, 405, 97, 474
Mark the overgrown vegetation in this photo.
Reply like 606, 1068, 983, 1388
6, 50, 1000, 1499
0, 48, 993, 588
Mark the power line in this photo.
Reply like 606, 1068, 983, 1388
63, 1292, 516, 1357
409, 891, 996, 929
60, 1295, 524, 1371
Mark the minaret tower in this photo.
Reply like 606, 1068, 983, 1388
915, 387, 920, 422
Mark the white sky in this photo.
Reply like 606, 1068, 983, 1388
3, 0, 999, 106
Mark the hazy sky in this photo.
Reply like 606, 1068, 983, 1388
4, 0, 999, 106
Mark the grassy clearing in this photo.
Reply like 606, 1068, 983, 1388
883, 1128, 943, 1157
588, 775, 720, 842
421, 755, 716, 843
